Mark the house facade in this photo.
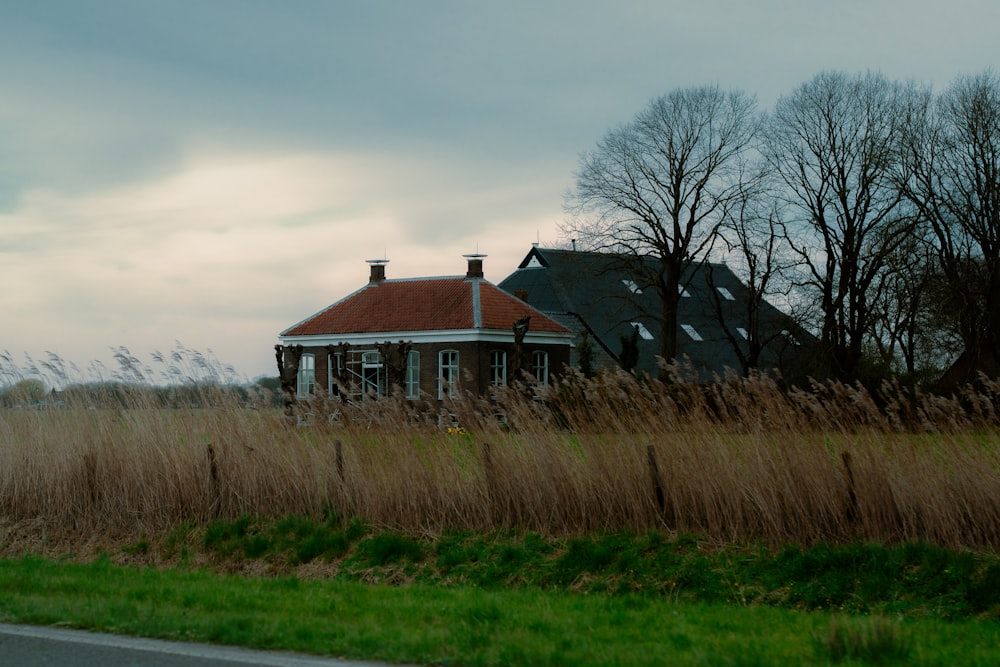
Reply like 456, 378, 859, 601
277, 255, 573, 402
497, 246, 817, 381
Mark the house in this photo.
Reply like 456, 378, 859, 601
497, 246, 816, 381
276, 254, 573, 402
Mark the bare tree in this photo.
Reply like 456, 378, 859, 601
763, 71, 918, 382
274, 344, 302, 415
899, 69, 1000, 386
865, 225, 961, 380
708, 182, 799, 375
564, 85, 759, 376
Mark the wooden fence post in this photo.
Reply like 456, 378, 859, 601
83, 444, 98, 511
482, 441, 500, 522
335, 439, 344, 482
324, 439, 346, 514
647, 444, 669, 525
207, 442, 221, 518
841, 451, 858, 523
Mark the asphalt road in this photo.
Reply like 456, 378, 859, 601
0, 623, 406, 667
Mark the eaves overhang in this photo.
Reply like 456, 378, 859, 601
278, 328, 574, 348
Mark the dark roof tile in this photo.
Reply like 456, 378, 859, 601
498, 247, 816, 378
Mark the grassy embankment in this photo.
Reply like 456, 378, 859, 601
2, 365, 1000, 664
4, 550, 1000, 666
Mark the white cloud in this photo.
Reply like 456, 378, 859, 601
0, 148, 563, 380
3, 0, 997, 381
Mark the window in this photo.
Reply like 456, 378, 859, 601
328, 352, 343, 393
438, 350, 459, 399
736, 327, 749, 340
342, 349, 378, 398
622, 279, 642, 294
679, 285, 691, 297
680, 324, 703, 341
531, 350, 549, 385
630, 322, 654, 340
716, 286, 736, 301
490, 350, 507, 387
406, 350, 420, 399
361, 351, 384, 396
297, 353, 316, 397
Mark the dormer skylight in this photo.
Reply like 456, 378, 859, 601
681, 324, 703, 341
717, 286, 735, 301
630, 322, 654, 340
623, 279, 642, 294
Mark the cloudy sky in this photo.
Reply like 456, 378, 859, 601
2, 1, 996, 382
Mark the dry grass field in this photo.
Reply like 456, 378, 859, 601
3, 364, 1000, 552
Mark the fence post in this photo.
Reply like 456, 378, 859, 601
647, 444, 669, 525
335, 439, 344, 482
83, 444, 98, 511
207, 442, 221, 518
482, 441, 498, 520
841, 451, 858, 523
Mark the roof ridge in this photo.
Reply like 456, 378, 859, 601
477, 281, 570, 331
383, 275, 465, 283
471, 280, 481, 329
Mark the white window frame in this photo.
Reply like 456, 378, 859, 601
490, 349, 507, 387
297, 353, 316, 397
531, 350, 549, 385
361, 350, 384, 396
406, 349, 420, 399
438, 350, 459, 399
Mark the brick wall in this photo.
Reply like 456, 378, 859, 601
283, 339, 570, 401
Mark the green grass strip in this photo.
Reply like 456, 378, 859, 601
185, 519, 1000, 620
2, 555, 999, 666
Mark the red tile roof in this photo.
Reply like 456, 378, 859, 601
282, 277, 570, 337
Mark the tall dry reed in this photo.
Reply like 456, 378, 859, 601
2, 365, 1000, 550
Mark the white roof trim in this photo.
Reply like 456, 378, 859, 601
279, 328, 573, 348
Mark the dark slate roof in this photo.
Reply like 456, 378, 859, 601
498, 246, 814, 378
281, 275, 571, 337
